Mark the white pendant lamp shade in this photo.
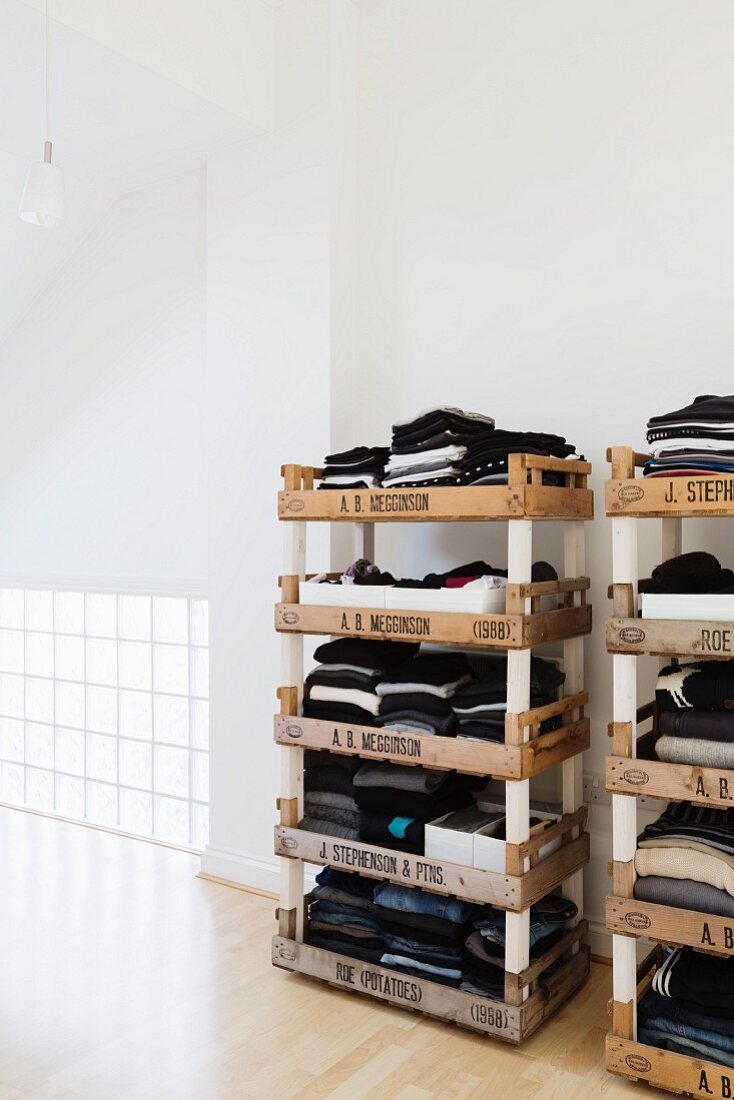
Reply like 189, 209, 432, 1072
19, 0, 65, 227
19, 141, 65, 226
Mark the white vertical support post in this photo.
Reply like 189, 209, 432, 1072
561, 519, 585, 924
504, 518, 533, 999
612, 504, 639, 1037
660, 516, 682, 563
280, 513, 307, 941
353, 521, 375, 563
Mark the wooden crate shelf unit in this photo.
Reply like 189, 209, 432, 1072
275, 453, 593, 1042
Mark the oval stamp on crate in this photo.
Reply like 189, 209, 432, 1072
619, 626, 646, 645
625, 1054, 652, 1074
622, 768, 650, 786
618, 484, 645, 504
623, 912, 652, 931
284, 724, 303, 739
282, 610, 300, 625
285, 497, 305, 512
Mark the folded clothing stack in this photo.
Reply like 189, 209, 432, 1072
307, 867, 385, 962
383, 407, 495, 489
301, 751, 362, 840
354, 760, 483, 854
317, 446, 391, 490
461, 893, 578, 997
306, 871, 578, 998
639, 551, 734, 596
458, 429, 579, 486
639, 949, 734, 1067
375, 651, 471, 737
371, 882, 475, 987
634, 801, 734, 917
644, 395, 734, 479
303, 638, 420, 728
451, 654, 565, 742
655, 659, 734, 769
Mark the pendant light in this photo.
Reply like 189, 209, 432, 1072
19, 0, 65, 227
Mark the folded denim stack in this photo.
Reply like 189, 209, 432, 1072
451, 654, 565, 742
634, 801, 734, 915
461, 893, 578, 997
371, 882, 476, 987
639, 551, 734, 596
654, 659, 734, 769
383, 407, 496, 489
303, 638, 420, 728
375, 652, 472, 739
317, 446, 391, 490
306, 867, 385, 962
354, 760, 483, 855
638, 949, 734, 1066
644, 395, 734, 479
458, 429, 579, 486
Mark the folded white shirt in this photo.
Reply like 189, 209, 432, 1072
382, 466, 461, 487
320, 474, 381, 487
386, 445, 468, 471
392, 406, 494, 430
649, 437, 734, 457
309, 662, 383, 676
308, 684, 381, 715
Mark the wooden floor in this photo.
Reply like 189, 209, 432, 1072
0, 808, 653, 1100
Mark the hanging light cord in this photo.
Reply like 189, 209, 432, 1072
44, 0, 51, 159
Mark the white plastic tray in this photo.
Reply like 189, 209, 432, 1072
640, 593, 734, 621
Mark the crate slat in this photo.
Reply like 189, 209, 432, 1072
606, 896, 734, 957
279, 484, 593, 523
274, 705, 589, 781
276, 601, 592, 649
606, 1036, 734, 1097
606, 754, 734, 808
607, 616, 734, 658
274, 825, 589, 911
607, 474, 734, 518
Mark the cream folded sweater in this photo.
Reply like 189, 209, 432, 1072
635, 846, 734, 898
308, 684, 381, 716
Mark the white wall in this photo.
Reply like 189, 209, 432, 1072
202, 0, 332, 888
0, 168, 207, 589
342, 0, 734, 941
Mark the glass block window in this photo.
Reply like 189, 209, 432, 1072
0, 588, 209, 851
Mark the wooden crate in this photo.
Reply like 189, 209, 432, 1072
273, 936, 590, 1045
274, 810, 589, 911
606, 895, 734, 956
606, 1037, 734, 1098
275, 577, 591, 649
607, 615, 734, 659
279, 455, 593, 523
274, 691, 589, 781
606, 754, 734, 808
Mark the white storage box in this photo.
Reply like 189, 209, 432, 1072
384, 585, 507, 614
298, 581, 389, 609
424, 808, 506, 865
640, 593, 734, 622
473, 803, 561, 873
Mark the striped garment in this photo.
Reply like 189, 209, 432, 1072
640, 800, 734, 857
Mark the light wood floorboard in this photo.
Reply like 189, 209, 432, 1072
0, 808, 649, 1099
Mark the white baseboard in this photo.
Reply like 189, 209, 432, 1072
587, 915, 611, 961
199, 846, 317, 894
